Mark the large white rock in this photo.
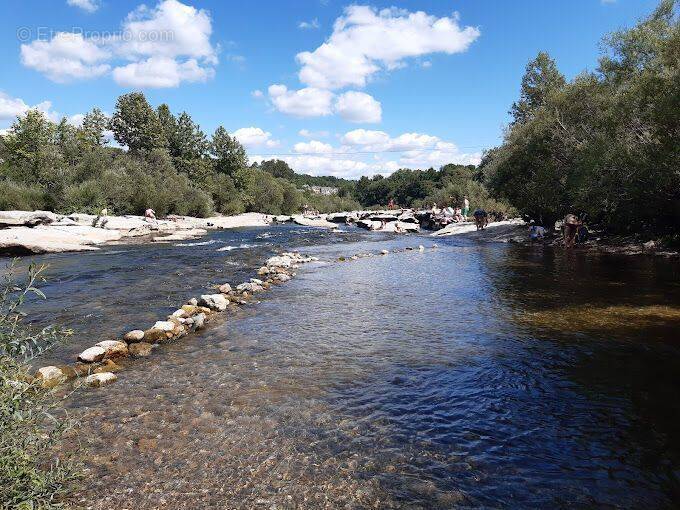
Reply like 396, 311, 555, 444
193, 313, 206, 330
0, 210, 57, 227
198, 294, 228, 311
266, 255, 292, 268
152, 228, 208, 242
85, 372, 117, 388
291, 215, 337, 229
123, 330, 145, 343
0, 225, 122, 255
152, 321, 176, 332
78, 346, 106, 363
237, 282, 264, 293
36, 366, 66, 388
96, 340, 129, 358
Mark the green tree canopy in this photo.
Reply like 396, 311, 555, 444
110, 92, 167, 152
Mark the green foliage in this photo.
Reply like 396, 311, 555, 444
0, 180, 46, 211
210, 126, 247, 177
110, 92, 167, 152
0, 263, 80, 509
302, 192, 362, 214
0, 91, 516, 219
80, 108, 109, 148
484, 0, 680, 233
510, 51, 566, 125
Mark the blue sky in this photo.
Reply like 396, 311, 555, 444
0, 0, 659, 178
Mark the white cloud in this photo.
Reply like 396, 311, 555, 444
233, 127, 279, 148
251, 89, 264, 98
0, 92, 33, 121
253, 154, 376, 179
296, 5, 480, 89
298, 18, 320, 30
20, 32, 110, 82
268, 84, 334, 117
0, 91, 60, 123
250, 127, 481, 179
112, 57, 213, 87
333, 91, 381, 123
67, 0, 99, 12
67, 113, 86, 126
293, 140, 333, 154
21, 0, 218, 88
299, 128, 329, 138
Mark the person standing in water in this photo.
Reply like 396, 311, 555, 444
473, 208, 488, 230
563, 214, 579, 248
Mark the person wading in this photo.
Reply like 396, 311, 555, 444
473, 208, 488, 230
563, 214, 579, 248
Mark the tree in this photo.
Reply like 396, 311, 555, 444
110, 92, 167, 152
510, 52, 566, 125
210, 126, 247, 176
174, 112, 208, 160
259, 159, 295, 179
80, 107, 109, 147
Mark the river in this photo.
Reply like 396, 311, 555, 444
11, 225, 680, 508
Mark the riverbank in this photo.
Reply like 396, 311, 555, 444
2, 209, 677, 258
0, 210, 273, 255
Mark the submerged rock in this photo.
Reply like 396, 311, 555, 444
143, 328, 167, 343
198, 294, 228, 311
129, 342, 154, 357
123, 329, 145, 343
78, 346, 106, 363
85, 372, 117, 388
93, 359, 122, 373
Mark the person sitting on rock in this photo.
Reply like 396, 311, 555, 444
144, 208, 157, 222
473, 208, 488, 230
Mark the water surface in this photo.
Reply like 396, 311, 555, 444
13, 226, 680, 508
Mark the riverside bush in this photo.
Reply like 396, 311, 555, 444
0, 263, 79, 509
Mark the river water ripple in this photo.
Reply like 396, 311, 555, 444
12, 225, 680, 508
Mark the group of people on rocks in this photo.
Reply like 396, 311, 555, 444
430, 196, 472, 225
427, 196, 502, 231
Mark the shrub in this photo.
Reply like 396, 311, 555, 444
0, 262, 79, 509
0, 180, 46, 211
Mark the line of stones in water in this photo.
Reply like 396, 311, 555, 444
34, 243, 436, 390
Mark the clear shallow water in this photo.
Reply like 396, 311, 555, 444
11, 226, 680, 508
